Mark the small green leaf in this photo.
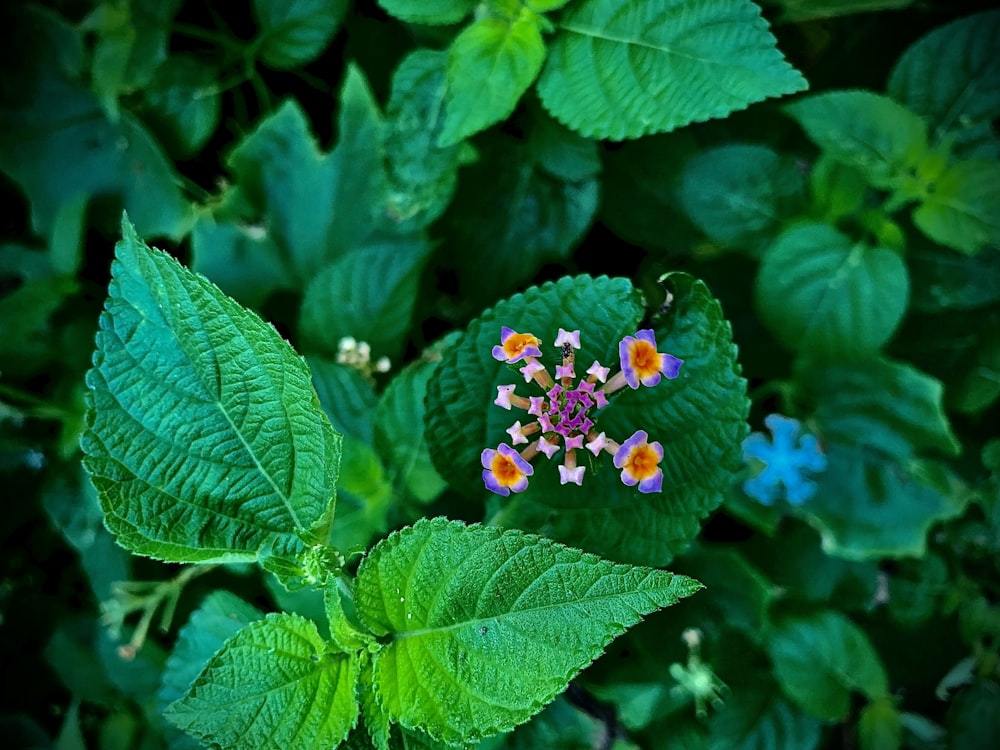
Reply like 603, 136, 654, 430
762, 0, 914, 23
947, 680, 1000, 750
226, 68, 385, 279
767, 611, 888, 721
354, 518, 701, 744
888, 10, 1000, 152
755, 222, 909, 358
951, 325, 1000, 415
375, 346, 452, 503
377, 0, 478, 25
159, 591, 264, 711
439, 12, 546, 147
809, 155, 870, 221
679, 144, 806, 249
165, 613, 360, 750
913, 159, 1000, 254
796, 356, 961, 459
537, 0, 807, 139
141, 55, 221, 158
384, 50, 474, 231
253, 0, 348, 69
82, 218, 342, 562
785, 91, 928, 189
298, 236, 431, 361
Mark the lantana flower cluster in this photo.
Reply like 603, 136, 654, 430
742, 413, 827, 505
482, 326, 682, 496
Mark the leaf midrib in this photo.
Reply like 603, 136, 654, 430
393, 576, 670, 640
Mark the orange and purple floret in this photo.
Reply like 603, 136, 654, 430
482, 326, 682, 495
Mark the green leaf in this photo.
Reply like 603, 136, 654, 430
888, 10, 1000, 152
330, 436, 394, 554
951, 325, 1000, 414
190, 200, 293, 309
537, 0, 807, 140
298, 236, 431, 361
913, 159, 1000, 254
425, 274, 747, 566
309, 357, 379, 445
679, 547, 776, 643
377, 0, 478, 25
225, 68, 385, 279
0, 276, 78, 376
82, 0, 182, 118
679, 144, 806, 249
159, 591, 264, 711
803, 446, 970, 559
439, 12, 546, 147
165, 613, 360, 750
947, 680, 1000, 750
384, 50, 474, 231
767, 611, 888, 721
0, 8, 192, 242
81, 218, 342, 562
140, 55, 221, 158
810, 155, 870, 221
374, 346, 452, 503
785, 91, 928, 189
908, 237, 1000, 312
504, 696, 610, 749
706, 686, 823, 750
796, 356, 961, 459
599, 132, 702, 251
354, 518, 701, 744
253, 0, 348, 69
441, 122, 599, 301
755, 222, 909, 358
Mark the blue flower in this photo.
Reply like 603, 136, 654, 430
742, 414, 826, 505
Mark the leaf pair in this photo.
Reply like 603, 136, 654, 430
81, 221, 702, 748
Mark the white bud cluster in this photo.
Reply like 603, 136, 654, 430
336, 336, 390, 377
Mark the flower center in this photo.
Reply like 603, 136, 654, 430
625, 445, 660, 480
503, 333, 539, 359
630, 340, 661, 378
491, 453, 523, 486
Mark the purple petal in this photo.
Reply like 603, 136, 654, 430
662, 354, 683, 379
482, 469, 511, 496
637, 470, 663, 494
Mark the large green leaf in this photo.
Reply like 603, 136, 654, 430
425, 273, 748, 566
785, 91, 928, 190
383, 50, 474, 232
706, 686, 823, 750
767, 611, 888, 721
441, 120, 599, 301
165, 613, 360, 750
796, 357, 960, 460
912, 159, 1000, 254
439, 12, 546, 147
253, 0, 348, 69
81, 218, 342, 562
298, 236, 431, 361
679, 144, 806, 250
537, 0, 807, 139
755, 222, 909, 358
888, 10, 1000, 152
354, 518, 701, 744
